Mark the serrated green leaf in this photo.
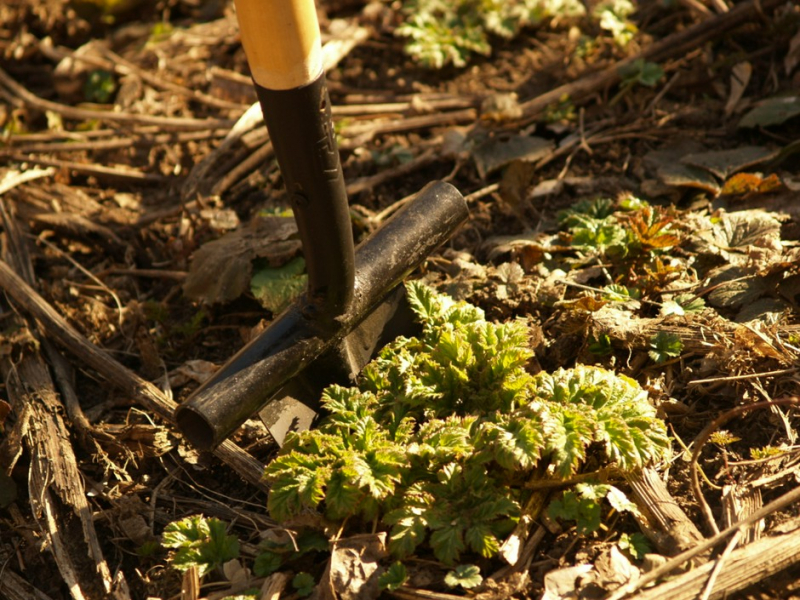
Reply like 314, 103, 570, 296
379, 561, 408, 591
575, 482, 612, 501
648, 332, 683, 363
199, 519, 239, 567
162, 516, 238, 578
292, 572, 315, 597
325, 466, 366, 520
162, 515, 209, 549
386, 504, 429, 558
547, 489, 602, 534
444, 564, 483, 589
430, 523, 466, 565
250, 256, 307, 314
618, 532, 651, 560
464, 523, 500, 558
253, 551, 283, 577
546, 407, 592, 477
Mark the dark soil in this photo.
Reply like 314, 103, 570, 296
1, 0, 800, 599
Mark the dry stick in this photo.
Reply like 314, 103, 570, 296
0, 166, 55, 195
97, 268, 188, 280
101, 46, 248, 111
688, 367, 799, 385
7, 125, 162, 142
342, 108, 477, 139
0, 65, 235, 131
0, 260, 269, 491
210, 140, 274, 197
690, 397, 800, 536
6, 153, 170, 184
698, 529, 742, 600
625, 525, 800, 600
346, 148, 439, 196
1, 204, 132, 600
518, 0, 785, 120
38, 37, 246, 111
606, 460, 800, 599
0, 129, 226, 155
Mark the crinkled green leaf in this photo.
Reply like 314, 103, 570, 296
604, 485, 640, 517
648, 332, 683, 364
619, 532, 651, 560
430, 522, 466, 565
253, 551, 283, 577
385, 504, 429, 558
250, 256, 307, 314
444, 564, 483, 589
292, 572, 315, 597
379, 561, 408, 591
162, 516, 239, 578
548, 488, 602, 534
464, 523, 500, 558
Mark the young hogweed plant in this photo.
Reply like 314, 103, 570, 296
263, 282, 671, 566
396, 0, 585, 68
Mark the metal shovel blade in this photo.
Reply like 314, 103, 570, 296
175, 181, 468, 451
260, 285, 417, 445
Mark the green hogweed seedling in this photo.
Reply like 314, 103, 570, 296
548, 482, 640, 534
444, 564, 483, 589
648, 332, 683, 364
396, 0, 585, 68
161, 515, 240, 578
263, 282, 670, 565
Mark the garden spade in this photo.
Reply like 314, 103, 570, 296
175, 0, 469, 450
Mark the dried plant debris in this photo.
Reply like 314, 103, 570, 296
472, 134, 554, 179
738, 95, 800, 128
645, 144, 783, 196
183, 216, 301, 305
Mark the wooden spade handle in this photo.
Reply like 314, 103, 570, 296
233, 0, 323, 90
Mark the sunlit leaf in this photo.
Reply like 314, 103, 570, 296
251, 256, 307, 314
379, 561, 408, 591
444, 564, 483, 589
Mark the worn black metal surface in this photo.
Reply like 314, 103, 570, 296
256, 75, 355, 320
175, 181, 468, 450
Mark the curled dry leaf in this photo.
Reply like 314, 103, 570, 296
725, 61, 752, 117
314, 533, 388, 600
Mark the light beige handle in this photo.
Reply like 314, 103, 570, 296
233, 0, 323, 90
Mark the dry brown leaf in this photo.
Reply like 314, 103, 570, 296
725, 61, 752, 116
313, 533, 387, 600
183, 216, 300, 305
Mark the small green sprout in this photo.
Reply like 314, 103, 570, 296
619, 59, 664, 89
618, 532, 651, 559
161, 516, 240, 578
588, 333, 613, 356
444, 564, 483, 589
648, 332, 683, 363
709, 430, 741, 446
750, 445, 786, 460
292, 572, 315, 597
379, 561, 409, 591
84, 69, 116, 103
